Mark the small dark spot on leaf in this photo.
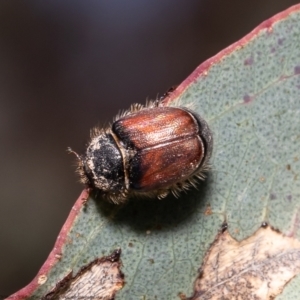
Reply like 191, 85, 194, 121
278, 38, 285, 45
243, 94, 252, 104
280, 74, 287, 81
270, 47, 276, 53
148, 258, 155, 264
197, 268, 204, 278
294, 65, 300, 74
286, 195, 292, 202
261, 222, 268, 228
244, 57, 253, 66
270, 193, 277, 200
286, 164, 291, 171
221, 222, 228, 233
128, 242, 134, 247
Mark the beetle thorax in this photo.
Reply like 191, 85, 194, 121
83, 133, 125, 192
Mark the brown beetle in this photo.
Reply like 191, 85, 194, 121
69, 101, 213, 204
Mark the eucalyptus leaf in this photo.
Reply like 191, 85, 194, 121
8, 4, 300, 300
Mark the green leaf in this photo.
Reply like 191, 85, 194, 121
9, 4, 300, 299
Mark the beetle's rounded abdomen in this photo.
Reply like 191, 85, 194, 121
129, 136, 203, 190
112, 107, 204, 191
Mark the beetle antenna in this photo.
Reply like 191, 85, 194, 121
67, 147, 82, 161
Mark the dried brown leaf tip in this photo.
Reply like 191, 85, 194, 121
43, 249, 124, 300
190, 227, 300, 300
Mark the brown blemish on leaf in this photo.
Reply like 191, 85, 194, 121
234, 228, 240, 234
190, 227, 300, 299
65, 238, 73, 245
259, 176, 266, 183
75, 232, 82, 238
204, 205, 212, 216
43, 249, 124, 300
178, 292, 187, 300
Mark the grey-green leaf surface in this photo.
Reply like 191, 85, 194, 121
9, 4, 300, 300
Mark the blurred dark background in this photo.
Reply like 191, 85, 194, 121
0, 0, 298, 296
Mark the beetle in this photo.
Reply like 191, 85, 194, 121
68, 100, 213, 204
